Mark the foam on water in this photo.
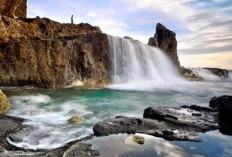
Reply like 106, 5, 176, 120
4, 36, 232, 151
7, 94, 95, 150
190, 68, 221, 81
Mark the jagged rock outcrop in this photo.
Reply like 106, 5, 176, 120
93, 104, 219, 141
0, 0, 27, 19
0, 90, 11, 115
204, 68, 229, 79
0, 15, 110, 88
148, 23, 180, 67
179, 67, 203, 81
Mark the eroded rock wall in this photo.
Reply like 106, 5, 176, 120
0, 0, 27, 19
0, 33, 109, 88
0, 15, 110, 88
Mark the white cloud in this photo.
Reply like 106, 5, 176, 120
214, 0, 229, 3
121, 0, 198, 20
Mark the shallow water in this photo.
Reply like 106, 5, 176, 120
3, 76, 232, 152
87, 131, 232, 157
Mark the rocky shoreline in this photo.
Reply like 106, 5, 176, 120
0, 95, 231, 156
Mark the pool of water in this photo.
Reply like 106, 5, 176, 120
2, 79, 232, 155
87, 131, 232, 157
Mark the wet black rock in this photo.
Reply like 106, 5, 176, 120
209, 95, 232, 135
93, 116, 203, 141
144, 107, 178, 121
144, 106, 218, 132
46, 135, 100, 157
93, 105, 219, 142
209, 95, 232, 110
0, 115, 23, 148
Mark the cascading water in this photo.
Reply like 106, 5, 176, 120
107, 35, 183, 90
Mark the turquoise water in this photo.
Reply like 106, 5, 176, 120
3, 78, 232, 156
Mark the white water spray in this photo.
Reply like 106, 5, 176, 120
107, 35, 182, 90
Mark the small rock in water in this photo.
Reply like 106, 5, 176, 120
68, 116, 84, 124
132, 135, 145, 145
0, 89, 11, 115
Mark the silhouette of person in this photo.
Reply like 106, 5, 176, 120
71, 15, 74, 24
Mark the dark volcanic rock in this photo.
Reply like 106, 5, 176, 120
204, 68, 229, 79
0, 115, 28, 152
209, 95, 232, 112
0, 115, 23, 141
143, 106, 218, 131
148, 23, 180, 67
93, 116, 202, 141
46, 135, 99, 157
94, 105, 219, 142
209, 95, 232, 135
144, 107, 178, 121
0, 0, 27, 19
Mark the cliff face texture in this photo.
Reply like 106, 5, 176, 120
148, 23, 180, 67
0, 14, 110, 88
0, 0, 27, 19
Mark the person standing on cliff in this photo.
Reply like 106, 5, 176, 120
71, 15, 74, 24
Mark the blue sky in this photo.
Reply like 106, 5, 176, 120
27, 0, 232, 68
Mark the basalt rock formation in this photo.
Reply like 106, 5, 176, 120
148, 23, 180, 67
93, 104, 219, 141
0, 0, 27, 19
0, 15, 110, 88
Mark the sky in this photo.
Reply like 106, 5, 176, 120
27, 0, 232, 69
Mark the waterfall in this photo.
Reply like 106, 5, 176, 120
107, 35, 182, 90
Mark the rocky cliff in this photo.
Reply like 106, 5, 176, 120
0, 15, 110, 88
148, 23, 180, 67
0, 0, 27, 19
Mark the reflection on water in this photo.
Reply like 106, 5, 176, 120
2, 79, 232, 151
87, 131, 232, 157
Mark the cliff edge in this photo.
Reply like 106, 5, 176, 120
0, 3, 110, 88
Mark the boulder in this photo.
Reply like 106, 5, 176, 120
132, 135, 145, 145
209, 95, 232, 111
68, 116, 84, 124
148, 23, 180, 67
0, 90, 11, 115
143, 107, 178, 121
0, 0, 27, 19
209, 95, 232, 120
143, 106, 218, 131
209, 95, 232, 135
